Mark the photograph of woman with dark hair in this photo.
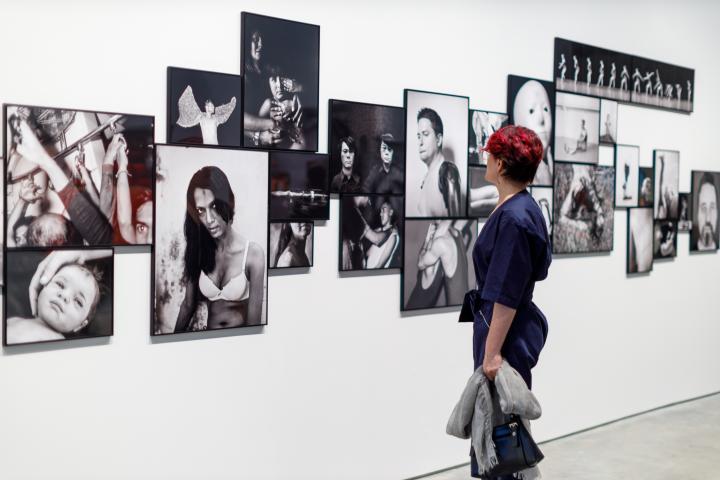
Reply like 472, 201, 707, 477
270, 222, 313, 268
153, 146, 268, 334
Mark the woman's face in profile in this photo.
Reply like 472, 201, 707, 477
291, 222, 311, 240
37, 265, 97, 334
513, 80, 552, 149
193, 188, 229, 239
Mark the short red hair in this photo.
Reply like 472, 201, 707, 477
484, 125, 544, 184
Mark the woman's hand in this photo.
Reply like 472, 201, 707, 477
104, 133, 127, 166
482, 353, 503, 381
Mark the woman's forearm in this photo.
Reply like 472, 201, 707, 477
483, 302, 517, 361
247, 245, 266, 325
116, 170, 136, 243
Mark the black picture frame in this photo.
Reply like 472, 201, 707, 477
626, 207, 654, 274
240, 12, 320, 152
677, 192, 692, 232
652, 149, 680, 220
689, 170, 720, 253
630, 55, 694, 113
269, 151, 329, 221
468, 108, 508, 166
554, 91, 600, 165
529, 186, 554, 240
613, 144, 640, 208
653, 220, 677, 260
3, 246, 115, 347
599, 99, 619, 146
166, 66, 242, 147
638, 166, 655, 208
268, 221, 314, 270
404, 88, 469, 219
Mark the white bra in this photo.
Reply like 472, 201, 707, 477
198, 240, 250, 302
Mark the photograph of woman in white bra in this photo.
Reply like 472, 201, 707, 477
153, 145, 268, 335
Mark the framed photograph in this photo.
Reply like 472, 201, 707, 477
554, 38, 632, 102
468, 166, 498, 217
4, 104, 154, 248
153, 145, 268, 335
401, 219, 477, 311
241, 12, 320, 151
328, 100, 404, 194
4, 247, 114, 346
339, 195, 403, 271
678, 192, 692, 232
269, 221, 313, 269
554, 92, 600, 164
630, 56, 694, 113
507, 75, 555, 186
638, 166, 654, 207
599, 99, 618, 145
167, 67, 241, 147
653, 220, 677, 259
404, 89, 468, 218
468, 109, 508, 165
690, 170, 720, 252
269, 151, 329, 221
653, 149, 680, 220
627, 208, 654, 274
614, 144, 640, 208
553, 162, 614, 254
530, 186, 554, 239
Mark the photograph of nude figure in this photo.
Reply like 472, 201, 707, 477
153, 145, 268, 335
404, 89, 468, 219
401, 218, 476, 311
653, 149, 679, 220
627, 207, 654, 274
4, 248, 114, 346
554, 92, 600, 164
614, 144, 640, 208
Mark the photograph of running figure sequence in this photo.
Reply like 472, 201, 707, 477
269, 222, 313, 269
614, 144, 640, 208
552, 162, 615, 254
627, 208, 653, 274
631, 56, 694, 113
241, 12, 320, 151
4, 248, 114, 346
554, 92, 600, 164
167, 67, 240, 147
690, 170, 720, 252
468, 109, 508, 165
402, 218, 476, 311
4, 104, 155, 248
653, 149, 680, 220
339, 195, 403, 271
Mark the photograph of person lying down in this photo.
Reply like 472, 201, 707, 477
4, 105, 154, 248
4, 248, 114, 346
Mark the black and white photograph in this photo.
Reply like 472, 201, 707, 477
530, 186, 554, 239
340, 195, 403, 271
507, 75, 555, 186
402, 219, 476, 311
630, 56, 694, 113
269, 222, 313, 269
404, 89, 468, 218
599, 99, 618, 145
4, 248, 114, 346
690, 170, 720, 252
554, 92, 600, 164
468, 166, 498, 218
153, 145, 268, 335
653, 220, 677, 259
653, 149, 680, 220
241, 12, 320, 151
167, 67, 241, 147
554, 38, 632, 102
552, 162, 614, 254
468, 109, 508, 165
270, 151, 329, 221
614, 144, 640, 208
638, 166, 654, 207
627, 208, 654, 274
4, 105, 155, 248
678, 192, 692, 232
328, 100, 404, 194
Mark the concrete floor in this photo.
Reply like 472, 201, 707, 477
421, 393, 720, 480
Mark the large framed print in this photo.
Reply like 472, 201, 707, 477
404, 89, 468, 218
401, 219, 476, 311
614, 144, 640, 208
468, 109, 508, 165
690, 170, 720, 252
269, 151, 329, 221
153, 145, 268, 335
241, 12, 320, 152
269, 221, 313, 269
328, 100, 405, 195
507, 75, 555, 186
653, 149, 679, 220
339, 195, 403, 271
167, 67, 241, 147
627, 208, 654, 274
4, 104, 154, 248
552, 162, 614, 254
3, 247, 114, 346
554, 92, 600, 164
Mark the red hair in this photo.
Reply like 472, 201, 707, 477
484, 125, 544, 184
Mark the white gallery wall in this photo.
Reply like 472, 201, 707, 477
1, 0, 719, 479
